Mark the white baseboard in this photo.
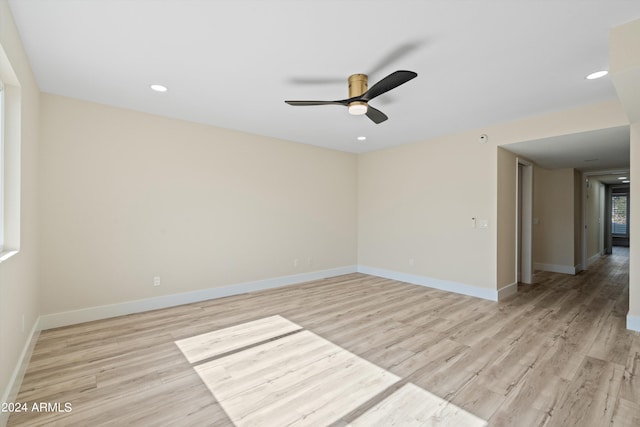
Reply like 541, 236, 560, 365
358, 265, 499, 301
627, 314, 640, 332
38, 266, 357, 330
533, 263, 576, 275
1, 320, 40, 426
497, 282, 518, 300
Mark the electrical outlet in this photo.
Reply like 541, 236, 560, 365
153, 276, 161, 287
293, 259, 299, 268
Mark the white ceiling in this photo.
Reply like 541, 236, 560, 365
503, 126, 630, 172
7, 1, 640, 156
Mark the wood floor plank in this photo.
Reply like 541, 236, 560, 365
588, 312, 633, 365
610, 398, 640, 427
448, 380, 506, 421
620, 331, 640, 405
549, 356, 624, 426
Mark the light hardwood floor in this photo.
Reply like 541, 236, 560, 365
7, 247, 639, 426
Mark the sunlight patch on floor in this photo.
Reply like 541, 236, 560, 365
175, 315, 302, 363
176, 316, 487, 426
348, 383, 488, 427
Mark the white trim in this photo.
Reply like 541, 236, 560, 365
627, 314, 640, 332
1, 319, 40, 426
0, 249, 18, 263
533, 263, 577, 275
357, 265, 498, 301
498, 282, 518, 300
38, 266, 357, 330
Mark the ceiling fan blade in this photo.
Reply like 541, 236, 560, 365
284, 100, 347, 106
366, 105, 388, 124
367, 41, 423, 76
361, 70, 417, 102
288, 77, 345, 85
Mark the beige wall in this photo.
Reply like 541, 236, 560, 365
358, 128, 497, 290
532, 167, 577, 270
38, 94, 357, 314
0, 0, 40, 407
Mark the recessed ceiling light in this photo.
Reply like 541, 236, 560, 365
623, 180, 630, 183
618, 177, 627, 180
586, 70, 608, 80
150, 84, 168, 92
357, 136, 367, 141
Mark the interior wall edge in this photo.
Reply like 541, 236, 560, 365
586, 253, 603, 267
38, 265, 357, 330
497, 281, 518, 300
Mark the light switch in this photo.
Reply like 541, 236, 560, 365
478, 219, 489, 229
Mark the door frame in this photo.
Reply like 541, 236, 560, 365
516, 158, 533, 284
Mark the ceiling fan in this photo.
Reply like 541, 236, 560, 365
285, 70, 418, 124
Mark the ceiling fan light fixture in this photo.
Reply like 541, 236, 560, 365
348, 101, 368, 115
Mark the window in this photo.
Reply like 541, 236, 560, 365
611, 193, 629, 236
0, 80, 4, 252
0, 43, 20, 261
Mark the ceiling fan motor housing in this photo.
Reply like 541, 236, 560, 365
348, 74, 368, 97
348, 74, 368, 112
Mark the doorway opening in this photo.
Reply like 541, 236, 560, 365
582, 170, 630, 268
